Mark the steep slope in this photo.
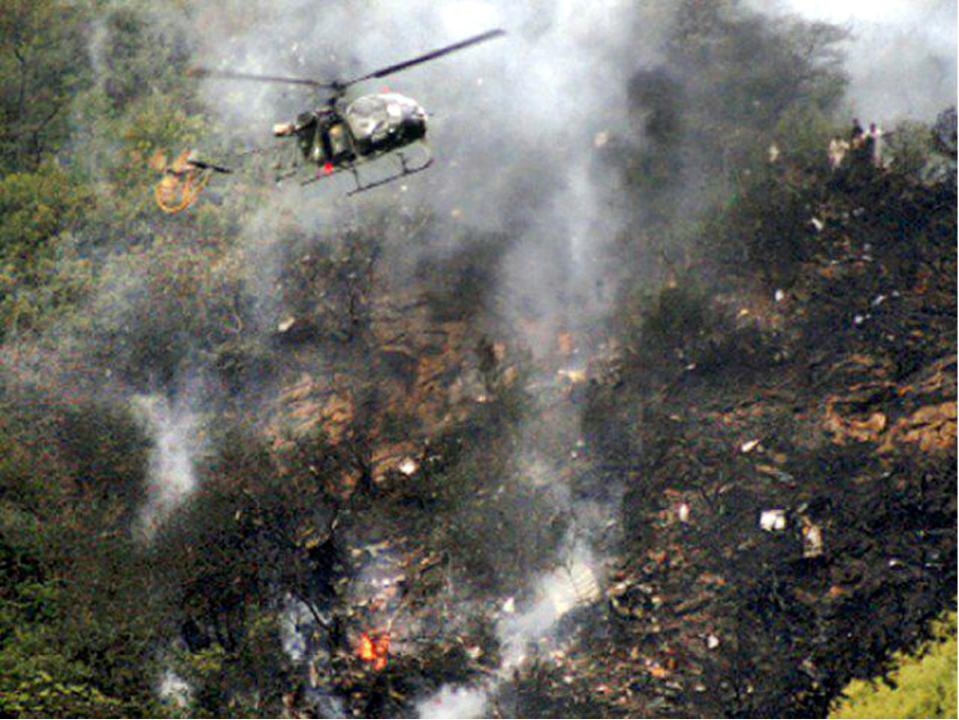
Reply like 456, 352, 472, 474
528, 168, 958, 717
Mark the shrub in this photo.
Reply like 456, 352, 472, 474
830, 610, 957, 719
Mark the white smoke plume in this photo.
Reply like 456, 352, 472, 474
133, 393, 205, 538
416, 541, 601, 719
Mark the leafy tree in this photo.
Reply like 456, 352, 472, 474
0, 0, 92, 173
0, 397, 165, 718
0, 162, 94, 337
830, 611, 957, 719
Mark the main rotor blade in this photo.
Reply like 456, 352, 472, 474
188, 68, 333, 88
343, 28, 505, 87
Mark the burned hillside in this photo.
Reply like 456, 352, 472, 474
0, 0, 955, 718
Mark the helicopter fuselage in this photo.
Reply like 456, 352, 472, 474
283, 92, 428, 169
175, 29, 502, 202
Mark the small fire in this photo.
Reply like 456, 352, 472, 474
357, 631, 390, 671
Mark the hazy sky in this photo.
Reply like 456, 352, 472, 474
769, 0, 957, 121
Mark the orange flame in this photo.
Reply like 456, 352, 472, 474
357, 631, 390, 671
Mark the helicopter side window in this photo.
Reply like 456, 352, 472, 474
346, 96, 390, 143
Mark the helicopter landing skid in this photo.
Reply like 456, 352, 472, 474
346, 149, 433, 196
299, 144, 433, 195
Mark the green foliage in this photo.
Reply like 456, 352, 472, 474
0, 0, 92, 172
0, 162, 96, 337
885, 120, 935, 178
670, 1, 844, 161
0, 396, 164, 718
830, 611, 957, 719
773, 103, 836, 168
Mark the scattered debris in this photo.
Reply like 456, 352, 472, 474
759, 509, 787, 532
556, 368, 587, 384
568, 562, 601, 606
397, 457, 419, 476
740, 439, 761, 454
800, 518, 824, 559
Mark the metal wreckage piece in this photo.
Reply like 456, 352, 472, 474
152, 149, 231, 214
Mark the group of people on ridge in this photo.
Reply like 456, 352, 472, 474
828, 118, 884, 171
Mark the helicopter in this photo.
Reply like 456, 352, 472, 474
155, 29, 505, 212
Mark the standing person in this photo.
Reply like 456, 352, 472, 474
862, 129, 876, 171
828, 136, 849, 170
850, 118, 865, 148
868, 123, 884, 168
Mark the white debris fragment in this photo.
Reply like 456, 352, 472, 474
775, 289, 786, 303
741, 439, 761, 454
158, 669, 192, 707
278, 317, 296, 332
501, 597, 515, 614
556, 367, 587, 383
706, 634, 721, 649
801, 518, 824, 558
854, 314, 866, 326
593, 131, 609, 148
398, 457, 419, 476
760, 509, 787, 532
677, 502, 690, 524
810, 217, 824, 232
871, 295, 887, 307
568, 561, 601, 606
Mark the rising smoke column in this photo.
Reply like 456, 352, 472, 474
417, 540, 601, 718
133, 392, 204, 538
